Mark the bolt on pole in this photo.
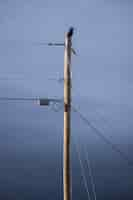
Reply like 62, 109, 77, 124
63, 27, 74, 200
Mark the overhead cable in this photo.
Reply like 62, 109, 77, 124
72, 106, 133, 168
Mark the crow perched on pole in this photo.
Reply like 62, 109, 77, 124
67, 27, 74, 38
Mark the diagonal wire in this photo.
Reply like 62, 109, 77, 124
72, 109, 97, 200
83, 146, 97, 200
72, 106, 133, 168
72, 136, 91, 200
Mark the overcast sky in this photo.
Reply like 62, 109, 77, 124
0, 0, 133, 199
0, 0, 132, 102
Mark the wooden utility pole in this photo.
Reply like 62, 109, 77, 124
63, 27, 74, 200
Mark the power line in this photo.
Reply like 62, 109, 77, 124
0, 40, 64, 47
0, 97, 62, 102
0, 77, 63, 82
72, 136, 91, 200
0, 96, 131, 169
73, 131, 97, 200
34, 42, 64, 46
83, 143, 97, 200
72, 106, 133, 168
0, 97, 39, 101
2, 96, 131, 168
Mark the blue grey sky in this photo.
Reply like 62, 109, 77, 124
0, 0, 132, 102
0, 0, 133, 199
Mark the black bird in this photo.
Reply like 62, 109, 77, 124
67, 27, 74, 37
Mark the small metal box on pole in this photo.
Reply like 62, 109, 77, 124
39, 98, 50, 106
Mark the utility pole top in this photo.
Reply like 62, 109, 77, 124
67, 27, 74, 38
